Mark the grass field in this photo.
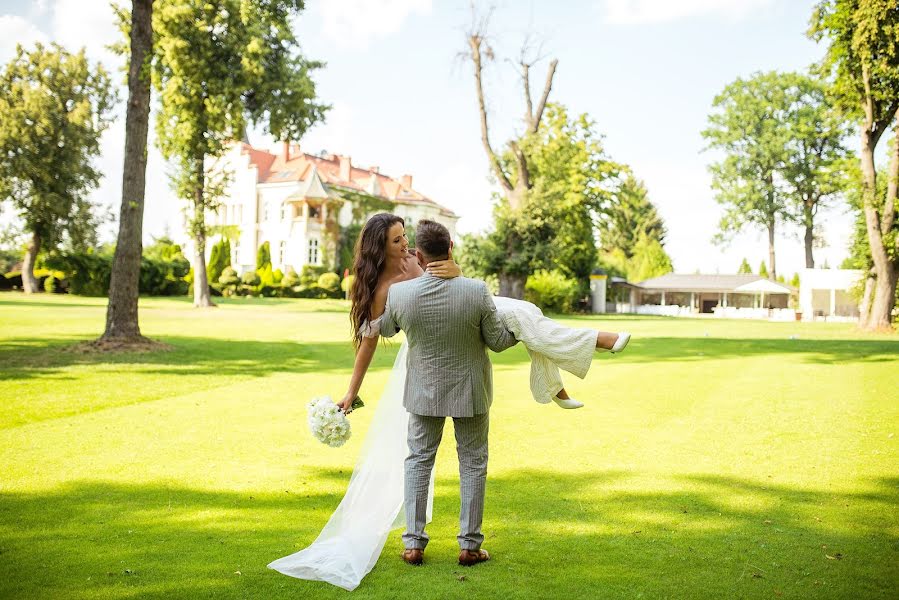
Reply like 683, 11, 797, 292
1, 292, 897, 599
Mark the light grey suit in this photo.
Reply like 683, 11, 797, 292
380, 274, 517, 551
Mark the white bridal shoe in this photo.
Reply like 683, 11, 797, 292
610, 332, 631, 353
552, 395, 584, 409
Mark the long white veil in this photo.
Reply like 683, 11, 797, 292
267, 341, 434, 591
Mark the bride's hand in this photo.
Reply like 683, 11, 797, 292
427, 250, 462, 279
337, 394, 355, 414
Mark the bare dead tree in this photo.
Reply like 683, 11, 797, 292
463, 5, 558, 297
465, 6, 557, 211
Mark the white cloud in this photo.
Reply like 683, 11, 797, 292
0, 15, 48, 63
51, 0, 121, 67
601, 0, 776, 25
317, 0, 432, 49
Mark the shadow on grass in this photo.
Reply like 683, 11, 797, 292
3, 332, 896, 385
0, 336, 404, 382
0, 470, 895, 599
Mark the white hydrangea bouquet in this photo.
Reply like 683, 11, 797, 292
307, 396, 364, 447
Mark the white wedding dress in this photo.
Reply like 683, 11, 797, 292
267, 296, 596, 590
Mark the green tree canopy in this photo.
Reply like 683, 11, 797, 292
703, 71, 797, 281
0, 43, 115, 293
598, 173, 667, 259
460, 104, 621, 306
122, 0, 329, 306
810, 0, 899, 329
738, 258, 753, 274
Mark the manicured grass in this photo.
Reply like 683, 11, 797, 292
1, 291, 897, 599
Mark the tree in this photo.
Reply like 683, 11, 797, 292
738, 258, 753, 273
779, 73, 853, 268
628, 233, 673, 282
102, 0, 154, 345
811, 0, 899, 329
703, 72, 800, 281
464, 9, 559, 297
0, 43, 115, 293
759, 261, 770, 279
598, 173, 667, 259
460, 103, 621, 303
143, 0, 328, 307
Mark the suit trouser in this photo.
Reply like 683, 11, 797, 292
403, 411, 489, 551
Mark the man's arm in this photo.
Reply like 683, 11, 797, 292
479, 283, 517, 352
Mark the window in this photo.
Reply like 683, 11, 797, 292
308, 239, 320, 265
233, 238, 240, 263
280, 203, 288, 221
263, 200, 270, 222
279, 241, 286, 265
309, 204, 321, 219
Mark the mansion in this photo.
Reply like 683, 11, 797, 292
179, 141, 459, 275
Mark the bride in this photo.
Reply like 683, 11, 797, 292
268, 213, 630, 590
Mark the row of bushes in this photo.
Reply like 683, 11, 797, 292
212, 266, 345, 299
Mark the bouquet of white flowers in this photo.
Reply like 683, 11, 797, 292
307, 396, 364, 447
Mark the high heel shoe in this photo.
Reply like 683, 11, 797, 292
610, 332, 631, 353
552, 395, 584, 409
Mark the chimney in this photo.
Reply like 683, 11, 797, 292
339, 155, 352, 181
370, 165, 379, 174
400, 174, 412, 190
282, 140, 290, 161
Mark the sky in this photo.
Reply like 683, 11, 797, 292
0, 0, 871, 277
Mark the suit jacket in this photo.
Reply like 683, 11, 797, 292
380, 274, 517, 417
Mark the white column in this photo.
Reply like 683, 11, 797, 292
661, 291, 666, 306
690, 292, 695, 311
723, 292, 728, 308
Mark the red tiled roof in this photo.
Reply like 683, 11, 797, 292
235, 142, 458, 218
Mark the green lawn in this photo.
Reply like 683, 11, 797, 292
1, 292, 897, 599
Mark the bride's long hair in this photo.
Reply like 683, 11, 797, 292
349, 212, 405, 349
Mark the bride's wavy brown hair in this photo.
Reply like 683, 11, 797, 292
349, 213, 405, 349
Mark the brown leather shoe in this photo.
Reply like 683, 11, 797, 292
402, 548, 423, 565
458, 548, 490, 566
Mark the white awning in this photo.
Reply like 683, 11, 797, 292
734, 279, 792, 294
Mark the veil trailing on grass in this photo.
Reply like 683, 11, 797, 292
267, 341, 434, 591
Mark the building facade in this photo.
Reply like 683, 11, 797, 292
180, 141, 460, 275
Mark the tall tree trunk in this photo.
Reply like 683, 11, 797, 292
192, 154, 215, 308
860, 129, 896, 329
767, 222, 777, 280
21, 231, 41, 293
859, 270, 875, 326
498, 273, 526, 299
803, 202, 815, 269
102, 0, 153, 342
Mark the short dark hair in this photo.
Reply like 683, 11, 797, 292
416, 220, 451, 259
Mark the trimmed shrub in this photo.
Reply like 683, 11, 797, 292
318, 272, 340, 292
300, 264, 327, 286
281, 267, 300, 288
525, 269, 580, 314
240, 271, 260, 287
44, 275, 58, 293
340, 274, 354, 294
256, 241, 271, 270
218, 266, 239, 286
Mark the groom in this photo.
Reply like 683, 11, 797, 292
380, 219, 517, 567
